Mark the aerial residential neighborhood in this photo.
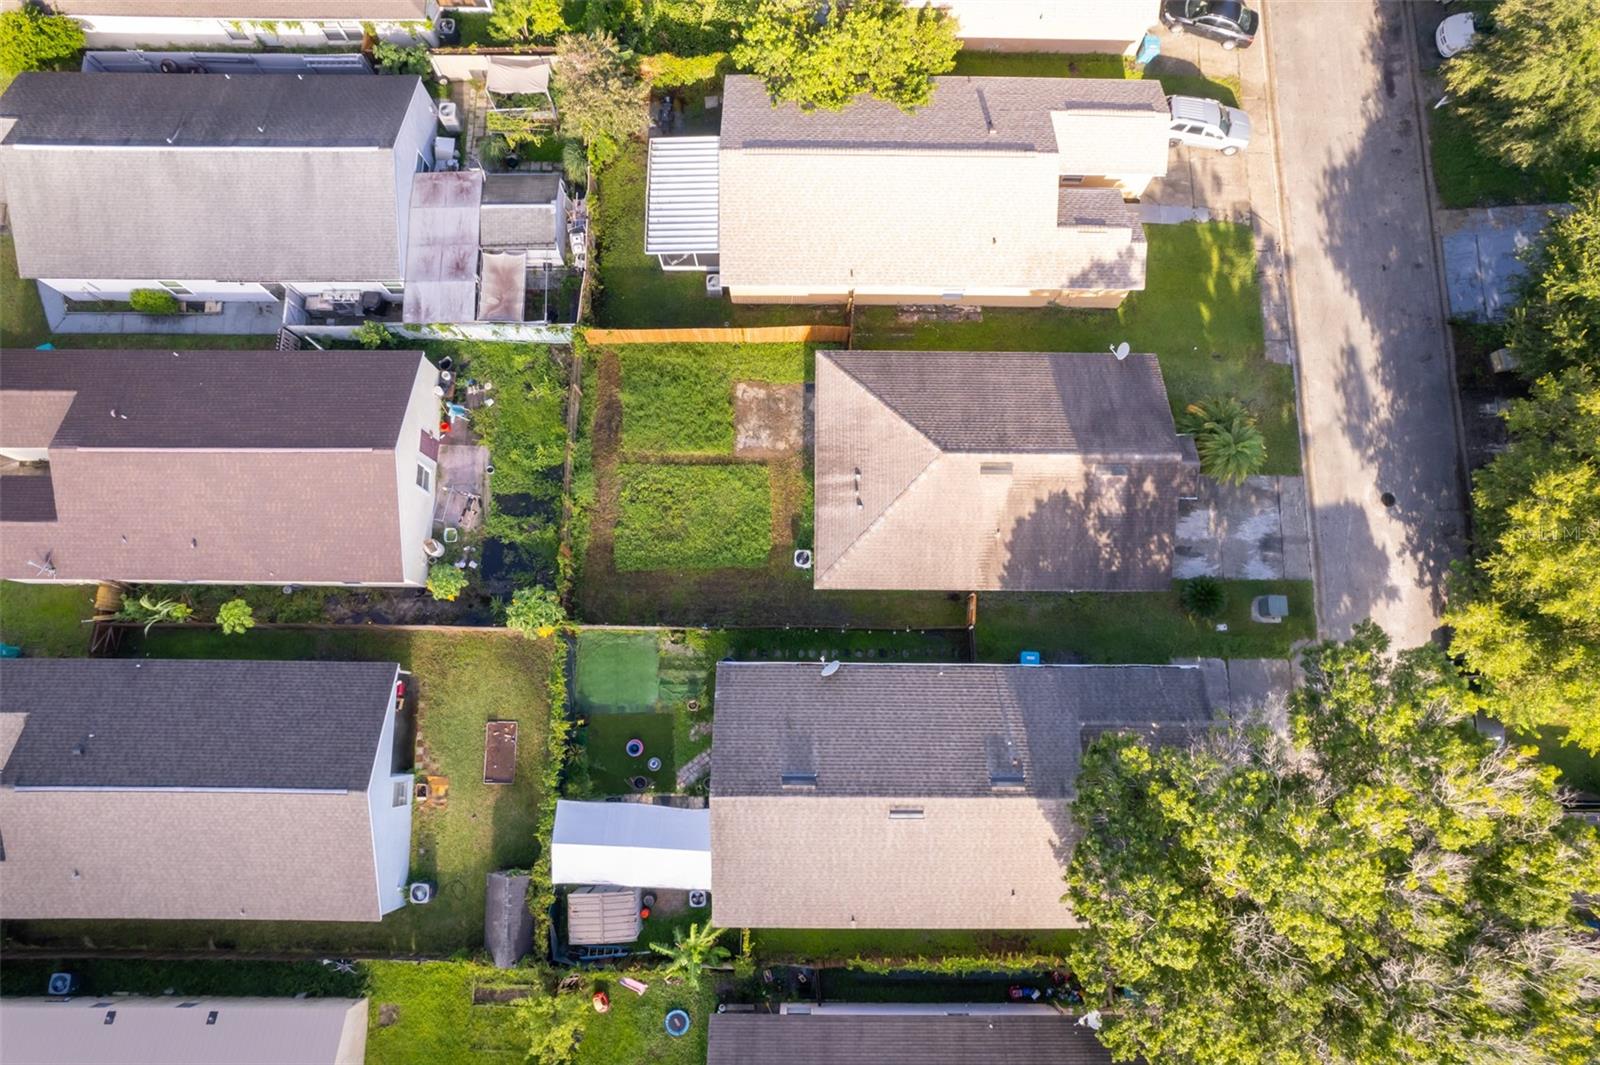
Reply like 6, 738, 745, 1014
0, 1, 1596, 1064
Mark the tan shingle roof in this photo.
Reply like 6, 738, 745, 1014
717, 75, 1160, 295
814, 350, 1196, 591
709, 662, 1216, 929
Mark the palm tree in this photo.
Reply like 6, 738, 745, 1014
1180, 396, 1268, 485
648, 922, 730, 987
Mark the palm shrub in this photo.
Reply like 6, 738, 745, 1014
649, 922, 729, 987
426, 562, 469, 601
216, 597, 255, 636
115, 594, 193, 634
1179, 576, 1225, 619
1180, 396, 1267, 485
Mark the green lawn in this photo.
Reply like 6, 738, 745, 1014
951, 49, 1241, 106
614, 463, 773, 571
617, 342, 811, 454
1, 235, 49, 347
585, 711, 679, 793
0, 582, 94, 656
3, 628, 560, 956
575, 629, 663, 711
591, 140, 844, 329
976, 579, 1315, 663
854, 222, 1300, 475
751, 928, 1080, 968
1428, 105, 1587, 210
1520, 728, 1600, 796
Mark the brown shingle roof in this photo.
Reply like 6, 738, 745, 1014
0, 349, 430, 584
813, 350, 1195, 591
709, 1011, 1118, 1065
709, 662, 1214, 929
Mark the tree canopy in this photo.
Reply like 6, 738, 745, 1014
1443, 0, 1600, 173
488, 0, 569, 42
731, 0, 960, 112
1449, 367, 1600, 752
553, 31, 650, 167
1066, 624, 1600, 1065
1502, 182, 1600, 380
0, 4, 84, 78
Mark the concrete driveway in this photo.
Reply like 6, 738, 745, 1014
1439, 203, 1571, 321
1267, 0, 1467, 646
1141, 28, 1258, 223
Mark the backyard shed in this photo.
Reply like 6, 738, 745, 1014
484, 871, 535, 968
565, 886, 643, 945
551, 800, 712, 891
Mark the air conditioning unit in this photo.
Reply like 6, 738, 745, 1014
688, 890, 708, 909
792, 549, 813, 570
47, 972, 77, 996
705, 274, 723, 297
408, 882, 434, 905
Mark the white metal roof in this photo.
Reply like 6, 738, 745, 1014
551, 800, 712, 891
645, 136, 720, 256
404, 170, 481, 325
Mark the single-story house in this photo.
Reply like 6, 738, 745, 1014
551, 799, 713, 891
0, 659, 414, 922
0, 72, 436, 330
813, 350, 1198, 592
0, 348, 441, 585
710, 1004, 1118, 1065
30, 0, 443, 50
697, 74, 1169, 307
710, 661, 1218, 930
916, 0, 1156, 55
0, 997, 369, 1065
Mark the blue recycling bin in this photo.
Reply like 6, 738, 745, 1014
1136, 33, 1162, 68
1019, 651, 1042, 666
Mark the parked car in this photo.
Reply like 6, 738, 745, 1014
1160, 0, 1259, 50
1167, 95, 1251, 155
1436, 12, 1477, 57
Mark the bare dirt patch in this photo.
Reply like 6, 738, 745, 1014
733, 381, 806, 459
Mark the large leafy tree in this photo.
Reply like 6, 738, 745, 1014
1443, 0, 1600, 172
0, 3, 84, 78
1066, 624, 1600, 1065
488, 0, 569, 42
1502, 182, 1600, 380
553, 31, 649, 167
731, 0, 959, 112
1449, 367, 1600, 752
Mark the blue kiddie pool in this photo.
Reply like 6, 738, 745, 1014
664, 1009, 691, 1037
626, 738, 645, 758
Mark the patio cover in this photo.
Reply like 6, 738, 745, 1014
404, 171, 481, 324
551, 800, 712, 891
477, 251, 527, 322
566, 886, 643, 946
645, 136, 720, 257
486, 56, 552, 96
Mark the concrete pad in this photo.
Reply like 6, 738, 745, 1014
1139, 203, 1212, 224
1224, 658, 1296, 731
1173, 475, 1308, 580
1278, 477, 1313, 580
1437, 204, 1571, 321
435, 443, 489, 531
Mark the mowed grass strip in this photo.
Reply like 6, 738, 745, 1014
613, 464, 772, 571
616, 342, 811, 455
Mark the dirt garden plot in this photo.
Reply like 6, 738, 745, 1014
572, 343, 963, 628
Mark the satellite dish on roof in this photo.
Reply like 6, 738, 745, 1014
1111, 342, 1131, 361
820, 660, 842, 678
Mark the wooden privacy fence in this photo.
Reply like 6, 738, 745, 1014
584, 324, 852, 345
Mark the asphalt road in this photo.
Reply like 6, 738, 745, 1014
1266, 0, 1467, 647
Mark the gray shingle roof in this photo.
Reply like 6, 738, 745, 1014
709, 661, 1213, 929
0, 476, 55, 523
712, 662, 1212, 800
0, 72, 418, 148
813, 350, 1196, 590
823, 349, 1184, 454
0, 73, 428, 281
0, 349, 425, 450
708, 1012, 1118, 1065
720, 74, 1165, 153
0, 659, 399, 790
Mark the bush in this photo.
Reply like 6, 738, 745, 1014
1179, 577, 1226, 619
0, 4, 84, 77
216, 598, 256, 636
505, 584, 565, 637
129, 288, 181, 315
427, 561, 470, 601
1179, 396, 1267, 485
354, 321, 394, 349
487, 0, 567, 42
553, 32, 649, 169
373, 41, 431, 76
641, 51, 728, 87
561, 138, 588, 186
